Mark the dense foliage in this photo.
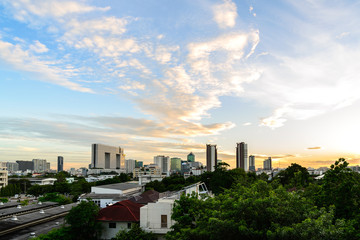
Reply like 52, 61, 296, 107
35, 200, 101, 240
113, 224, 157, 240
167, 159, 360, 240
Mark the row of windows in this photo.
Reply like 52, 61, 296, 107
109, 222, 132, 229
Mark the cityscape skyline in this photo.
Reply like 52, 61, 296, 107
1, 0, 360, 169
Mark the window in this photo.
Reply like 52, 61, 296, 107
161, 215, 167, 228
109, 222, 116, 228
127, 223, 132, 229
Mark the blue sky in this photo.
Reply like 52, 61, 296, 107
1, 0, 360, 169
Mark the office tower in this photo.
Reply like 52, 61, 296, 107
181, 161, 190, 175
249, 155, 255, 171
16, 160, 34, 171
57, 156, 64, 172
236, 142, 248, 171
46, 162, 50, 171
187, 152, 195, 162
170, 157, 182, 172
6, 162, 19, 172
0, 162, 8, 188
125, 159, 137, 174
32, 159, 47, 173
91, 144, 125, 169
206, 144, 217, 172
263, 157, 272, 170
154, 155, 170, 175
135, 161, 143, 168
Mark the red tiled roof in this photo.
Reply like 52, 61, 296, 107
96, 200, 143, 222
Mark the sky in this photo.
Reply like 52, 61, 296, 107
0, 0, 360, 170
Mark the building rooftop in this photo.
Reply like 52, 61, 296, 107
93, 182, 141, 191
128, 190, 160, 204
96, 200, 143, 222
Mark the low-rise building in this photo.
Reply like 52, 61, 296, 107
80, 182, 144, 208
0, 162, 8, 188
97, 200, 143, 240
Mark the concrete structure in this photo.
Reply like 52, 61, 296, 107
6, 162, 19, 173
187, 152, 195, 162
125, 159, 136, 174
135, 161, 143, 167
263, 157, 272, 170
28, 178, 57, 185
181, 161, 191, 175
16, 160, 34, 171
236, 142, 248, 171
138, 175, 164, 185
140, 182, 208, 236
91, 144, 125, 169
206, 144, 217, 172
57, 156, 63, 172
32, 159, 47, 173
249, 155, 255, 171
154, 156, 170, 175
170, 158, 182, 172
133, 165, 161, 178
0, 163, 8, 188
97, 200, 143, 240
80, 182, 143, 208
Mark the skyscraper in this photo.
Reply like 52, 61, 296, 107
91, 144, 125, 169
154, 155, 170, 175
263, 157, 272, 170
206, 144, 217, 172
170, 157, 182, 172
187, 152, 195, 162
249, 155, 255, 171
32, 159, 47, 173
57, 156, 64, 172
16, 160, 34, 171
236, 142, 248, 171
125, 159, 136, 174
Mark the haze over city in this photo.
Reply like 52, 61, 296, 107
1, 0, 360, 170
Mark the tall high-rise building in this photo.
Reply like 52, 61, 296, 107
135, 161, 143, 168
206, 144, 217, 172
236, 142, 248, 171
187, 152, 195, 162
32, 159, 47, 173
263, 157, 272, 170
57, 156, 64, 172
125, 159, 137, 174
154, 155, 170, 175
249, 155, 255, 171
170, 157, 182, 172
91, 144, 125, 169
6, 162, 19, 172
16, 160, 34, 171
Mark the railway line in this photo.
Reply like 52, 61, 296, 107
0, 202, 77, 238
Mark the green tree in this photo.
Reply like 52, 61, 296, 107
276, 163, 312, 189
113, 224, 157, 240
65, 200, 101, 240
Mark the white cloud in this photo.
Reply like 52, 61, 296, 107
4, 0, 110, 22
29, 40, 48, 53
0, 39, 93, 93
212, 0, 238, 28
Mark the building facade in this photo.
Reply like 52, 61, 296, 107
263, 157, 272, 170
206, 144, 217, 172
0, 162, 8, 188
32, 159, 48, 173
16, 160, 34, 171
6, 162, 19, 173
236, 142, 248, 171
91, 144, 125, 169
154, 156, 170, 175
125, 159, 137, 174
170, 158, 182, 172
187, 152, 195, 162
57, 156, 64, 172
249, 155, 255, 171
